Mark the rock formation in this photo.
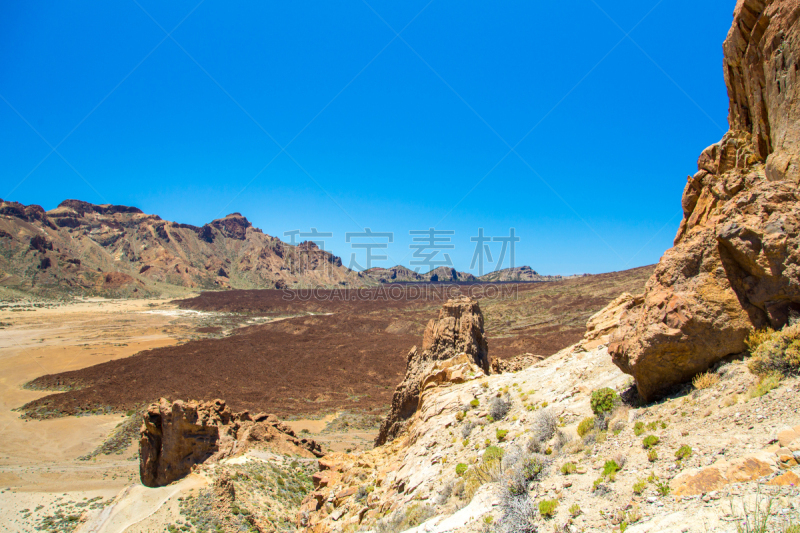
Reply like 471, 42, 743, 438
0, 198, 359, 297
374, 297, 490, 446
607, 0, 800, 401
139, 398, 322, 487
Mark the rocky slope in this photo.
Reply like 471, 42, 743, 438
139, 398, 323, 487
606, 0, 800, 401
295, 298, 800, 533
0, 199, 359, 298
478, 266, 568, 283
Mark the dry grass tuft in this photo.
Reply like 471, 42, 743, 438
692, 371, 720, 390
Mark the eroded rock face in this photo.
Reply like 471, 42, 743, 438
608, 0, 800, 401
374, 297, 489, 446
139, 398, 322, 487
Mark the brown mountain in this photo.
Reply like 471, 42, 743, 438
0, 199, 359, 298
477, 265, 569, 282
358, 265, 476, 283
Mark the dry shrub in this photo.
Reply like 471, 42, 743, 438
692, 371, 720, 390
531, 408, 557, 443
489, 396, 511, 420
748, 324, 800, 377
607, 405, 629, 432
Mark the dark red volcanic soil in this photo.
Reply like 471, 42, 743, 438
22, 267, 654, 419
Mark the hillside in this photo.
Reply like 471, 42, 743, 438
0, 199, 358, 298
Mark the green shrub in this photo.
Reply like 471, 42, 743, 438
747, 325, 800, 376
675, 445, 692, 460
633, 421, 645, 436
483, 446, 504, 464
602, 460, 620, 477
642, 435, 659, 449
749, 372, 782, 398
538, 499, 558, 518
462, 439, 469, 447
632, 479, 646, 494
487, 415, 495, 423
568, 503, 581, 517
455, 463, 468, 476
655, 480, 670, 496
592, 477, 604, 491
647, 449, 658, 462
470, 399, 480, 408
590, 387, 619, 415
400, 504, 436, 529
495, 429, 508, 441
560, 462, 577, 475
577, 416, 595, 437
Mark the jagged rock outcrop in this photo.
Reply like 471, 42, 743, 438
139, 398, 322, 487
608, 0, 800, 401
374, 297, 489, 446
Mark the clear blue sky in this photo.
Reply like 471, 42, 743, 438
2, 1, 734, 275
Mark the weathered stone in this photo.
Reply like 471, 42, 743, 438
608, 0, 800, 401
375, 297, 489, 446
768, 471, 800, 485
139, 398, 322, 487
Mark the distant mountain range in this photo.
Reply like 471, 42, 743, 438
0, 199, 567, 298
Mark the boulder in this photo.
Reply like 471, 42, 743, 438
374, 297, 489, 446
139, 398, 322, 487
608, 0, 800, 401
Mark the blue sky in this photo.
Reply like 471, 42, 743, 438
2, 1, 733, 275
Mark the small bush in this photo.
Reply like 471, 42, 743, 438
462, 420, 476, 439
399, 504, 435, 530
487, 415, 495, 423
531, 409, 557, 442
748, 324, 800, 376
569, 503, 581, 517
456, 463, 468, 476
496, 493, 536, 533
642, 435, 659, 449
633, 421, 645, 436
692, 371, 719, 390
675, 445, 692, 460
632, 479, 646, 494
484, 446, 504, 464
647, 449, 658, 462
592, 477, 604, 491
496, 429, 508, 441
655, 480, 670, 496
470, 399, 480, 408
463, 439, 469, 447
455, 411, 465, 422
577, 416, 595, 437
590, 387, 619, 415
749, 372, 782, 398
560, 462, 576, 475
538, 499, 558, 518
489, 396, 511, 420
602, 460, 620, 477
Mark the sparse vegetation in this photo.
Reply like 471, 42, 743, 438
560, 462, 576, 475
483, 445, 504, 464
590, 387, 619, 415
749, 372, 782, 398
456, 463, 468, 476
496, 429, 508, 441
633, 421, 645, 436
747, 324, 800, 377
531, 408, 557, 443
489, 396, 511, 420
648, 449, 658, 462
633, 478, 647, 494
470, 399, 480, 408
577, 416, 595, 437
602, 459, 620, 477
538, 499, 558, 518
656, 479, 671, 496
642, 435, 660, 449
569, 503, 581, 517
693, 371, 719, 389
675, 445, 692, 460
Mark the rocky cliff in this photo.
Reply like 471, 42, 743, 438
375, 297, 490, 446
139, 398, 322, 487
608, 0, 800, 401
0, 199, 358, 297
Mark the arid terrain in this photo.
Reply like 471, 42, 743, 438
0, 265, 652, 532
